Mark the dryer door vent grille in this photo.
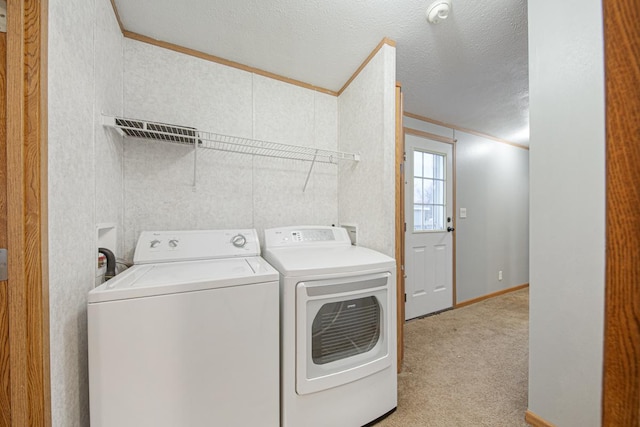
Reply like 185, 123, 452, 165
311, 296, 381, 365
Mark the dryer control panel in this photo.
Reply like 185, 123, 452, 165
264, 226, 352, 249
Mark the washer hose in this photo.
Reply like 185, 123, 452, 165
98, 248, 116, 280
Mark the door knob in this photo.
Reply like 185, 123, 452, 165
447, 227, 455, 232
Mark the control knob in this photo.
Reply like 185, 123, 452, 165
231, 234, 247, 248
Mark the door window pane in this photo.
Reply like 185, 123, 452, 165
434, 180, 444, 205
413, 150, 446, 231
423, 152, 434, 178
423, 179, 434, 204
434, 155, 445, 179
414, 178, 423, 204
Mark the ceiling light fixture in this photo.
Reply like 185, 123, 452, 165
426, 0, 452, 24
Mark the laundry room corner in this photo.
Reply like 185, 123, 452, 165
338, 42, 397, 257
120, 38, 341, 258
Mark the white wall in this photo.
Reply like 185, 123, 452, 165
122, 40, 339, 258
48, 0, 123, 425
455, 132, 529, 302
403, 116, 529, 303
338, 45, 397, 257
528, 0, 606, 425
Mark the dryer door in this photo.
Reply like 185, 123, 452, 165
296, 272, 391, 395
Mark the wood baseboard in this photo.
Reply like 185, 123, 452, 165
455, 283, 529, 308
525, 410, 556, 427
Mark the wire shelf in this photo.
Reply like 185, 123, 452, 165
103, 115, 360, 164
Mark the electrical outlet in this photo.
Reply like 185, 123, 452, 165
498, 270, 503, 281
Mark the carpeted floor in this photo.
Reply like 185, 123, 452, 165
376, 288, 530, 427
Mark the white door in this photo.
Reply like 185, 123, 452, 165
404, 134, 454, 319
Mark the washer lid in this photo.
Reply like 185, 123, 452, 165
263, 245, 395, 277
88, 256, 278, 303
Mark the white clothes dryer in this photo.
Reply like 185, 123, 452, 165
88, 229, 279, 427
263, 226, 397, 427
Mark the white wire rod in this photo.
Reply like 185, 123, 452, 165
103, 115, 360, 164
198, 132, 358, 163
201, 144, 337, 164
201, 139, 338, 164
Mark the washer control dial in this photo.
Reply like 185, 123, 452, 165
231, 234, 247, 248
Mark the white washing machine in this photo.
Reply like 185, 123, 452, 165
263, 226, 397, 427
88, 229, 279, 427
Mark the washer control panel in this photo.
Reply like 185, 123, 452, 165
134, 229, 259, 264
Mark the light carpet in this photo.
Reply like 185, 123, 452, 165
376, 288, 530, 427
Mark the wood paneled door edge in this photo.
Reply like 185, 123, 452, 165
6, 0, 51, 425
602, 0, 640, 424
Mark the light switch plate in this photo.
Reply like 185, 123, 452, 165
460, 208, 467, 218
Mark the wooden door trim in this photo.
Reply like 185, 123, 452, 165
394, 83, 404, 372
403, 111, 529, 150
6, 0, 50, 425
0, 30, 8, 425
602, 0, 640, 424
404, 127, 455, 145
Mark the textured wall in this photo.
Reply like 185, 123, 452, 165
455, 132, 529, 302
48, 0, 124, 425
122, 40, 338, 258
528, 0, 605, 425
337, 44, 396, 257
402, 116, 529, 303
95, 0, 125, 256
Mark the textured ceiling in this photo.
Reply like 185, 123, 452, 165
114, 0, 529, 144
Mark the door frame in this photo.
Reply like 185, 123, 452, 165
6, 0, 50, 425
602, 0, 640, 424
394, 83, 404, 371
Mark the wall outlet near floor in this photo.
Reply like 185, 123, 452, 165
498, 270, 503, 281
